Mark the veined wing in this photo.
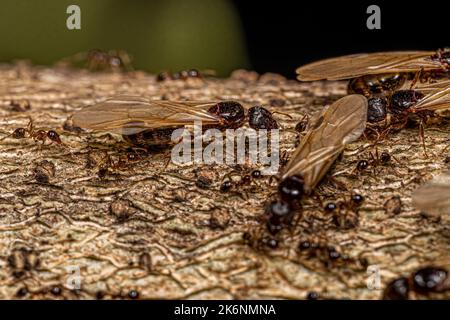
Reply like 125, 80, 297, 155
281, 94, 368, 193
412, 172, 450, 221
72, 95, 221, 135
296, 51, 437, 81
412, 83, 450, 112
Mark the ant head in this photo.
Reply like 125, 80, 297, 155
208, 101, 245, 128
47, 130, 62, 144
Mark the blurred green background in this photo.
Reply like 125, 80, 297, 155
0, 0, 249, 76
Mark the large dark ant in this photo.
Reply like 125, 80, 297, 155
383, 266, 448, 300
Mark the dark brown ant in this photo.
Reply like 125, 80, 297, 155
248, 106, 279, 129
242, 230, 280, 251
366, 87, 448, 155
59, 49, 133, 72
383, 266, 448, 300
296, 237, 354, 268
156, 69, 201, 82
1, 119, 62, 145
355, 149, 398, 172
264, 199, 294, 235
86, 148, 145, 178
219, 169, 263, 192
295, 114, 309, 133
325, 192, 364, 229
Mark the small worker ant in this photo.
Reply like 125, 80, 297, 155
87, 148, 146, 178
322, 192, 365, 229
355, 148, 400, 172
1, 119, 62, 145
219, 168, 264, 192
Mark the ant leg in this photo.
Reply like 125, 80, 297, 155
410, 68, 424, 89
271, 111, 293, 119
328, 176, 349, 192
391, 155, 402, 165
418, 121, 428, 158
268, 175, 278, 186
26, 117, 34, 137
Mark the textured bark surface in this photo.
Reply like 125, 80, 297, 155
0, 63, 449, 299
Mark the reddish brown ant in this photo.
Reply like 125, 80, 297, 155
1, 119, 62, 145
219, 168, 264, 193
156, 69, 202, 82
322, 192, 365, 229
355, 148, 400, 172
297, 237, 344, 264
87, 148, 145, 178
58, 49, 133, 72
242, 229, 280, 251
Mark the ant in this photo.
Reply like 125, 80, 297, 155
58, 49, 133, 72
294, 114, 309, 134
87, 148, 146, 178
297, 237, 347, 266
156, 69, 201, 82
355, 148, 399, 172
242, 229, 280, 251
322, 192, 365, 229
219, 168, 263, 192
383, 266, 448, 300
1, 119, 62, 145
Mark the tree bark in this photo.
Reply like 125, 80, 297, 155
0, 63, 448, 299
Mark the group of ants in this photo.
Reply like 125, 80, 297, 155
1, 48, 449, 300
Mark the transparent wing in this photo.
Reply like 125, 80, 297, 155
413, 79, 450, 92
72, 95, 221, 135
281, 94, 368, 193
296, 51, 437, 81
413, 83, 450, 112
412, 172, 450, 220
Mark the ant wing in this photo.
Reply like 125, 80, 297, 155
413, 79, 450, 93
281, 95, 368, 193
413, 83, 450, 112
296, 51, 437, 81
412, 172, 450, 222
72, 95, 221, 135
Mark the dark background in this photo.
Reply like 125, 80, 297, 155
0, 0, 448, 77
234, 0, 450, 77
